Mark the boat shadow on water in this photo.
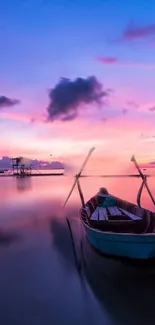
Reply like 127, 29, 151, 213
50, 213, 155, 325
0, 230, 20, 246
81, 234, 155, 325
50, 205, 80, 273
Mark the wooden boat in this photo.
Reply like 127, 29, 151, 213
64, 148, 155, 261
80, 187, 155, 260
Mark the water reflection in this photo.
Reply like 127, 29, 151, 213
50, 216, 76, 272
50, 214, 155, 325
16, 177, 32, 192
0, 174, 154, 211
0, 175, 155, 325
82, 235, 155, 325
0, 229, 20, 246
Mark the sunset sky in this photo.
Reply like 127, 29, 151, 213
0, 0, 155, 172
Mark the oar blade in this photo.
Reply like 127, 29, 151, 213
131, 154, 143, 177
78, 147, 95, 176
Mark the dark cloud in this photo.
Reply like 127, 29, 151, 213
0, 96, 20, 108
122, 23, 155, 41
47, 76, 109, 121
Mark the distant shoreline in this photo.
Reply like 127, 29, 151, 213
0, 172, 64, 177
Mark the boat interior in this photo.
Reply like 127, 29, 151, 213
81, 188, 155, 234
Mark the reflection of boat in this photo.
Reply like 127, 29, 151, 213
80, 187, 155, 260
50, 217, 76, 271
64, 216, 155, 324
81, 234, 155, 325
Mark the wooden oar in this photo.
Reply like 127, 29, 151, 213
63, 147, 95, 207
77, 176, 85, 207
137, 176, 146, 207
131, 155, 155, 206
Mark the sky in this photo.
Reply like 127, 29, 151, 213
0, 0, 155, 173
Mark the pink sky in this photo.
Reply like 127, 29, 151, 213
0, 93, 155, 174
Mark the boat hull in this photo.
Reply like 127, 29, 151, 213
82, 220, 155, 260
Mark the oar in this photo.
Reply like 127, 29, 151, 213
131, 155, 155, 206
63, 147, 95, 207
137, 176, 146, 207
77, 176, 85, 207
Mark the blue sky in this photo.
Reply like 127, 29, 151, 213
1, 0, 155, 87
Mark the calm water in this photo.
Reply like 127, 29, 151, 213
0, 174, 155, 325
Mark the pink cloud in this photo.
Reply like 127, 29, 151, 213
127, 101, 139, 109
35, 115, 153, 159
0, 111, 45, 126
122, 23, 155, 41
122, 108, 128, 114
0, 115, 153, 175
149, 106, 155, 112
97, 57, 155, 69
97, 57, 118, 64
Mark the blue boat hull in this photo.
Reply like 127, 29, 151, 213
82, 221, 155, 259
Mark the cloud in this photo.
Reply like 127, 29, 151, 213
148, 106, 155, 112
150, 161, 155, 165
142, 135, 155, 142
29, 117, 36, 123
96, 57, 155, 69
0, 96, 20, 108
122, 23, 155, 41
0, 111, 46, 127
97, 57, 118, 64
127, 101, 139, 109
137, 102, 155, 113
47, 76, 108, 121
122, 108, 128, 114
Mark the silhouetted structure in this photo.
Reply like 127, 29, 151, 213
12, 157, 23, 175
20, 164, 32, 176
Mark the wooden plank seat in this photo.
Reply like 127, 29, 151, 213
89, 205, 145, 233
90, 207, 108, 221
119, 208, 142, 221
107, 206, 122, 216
90, 206, 142, 222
